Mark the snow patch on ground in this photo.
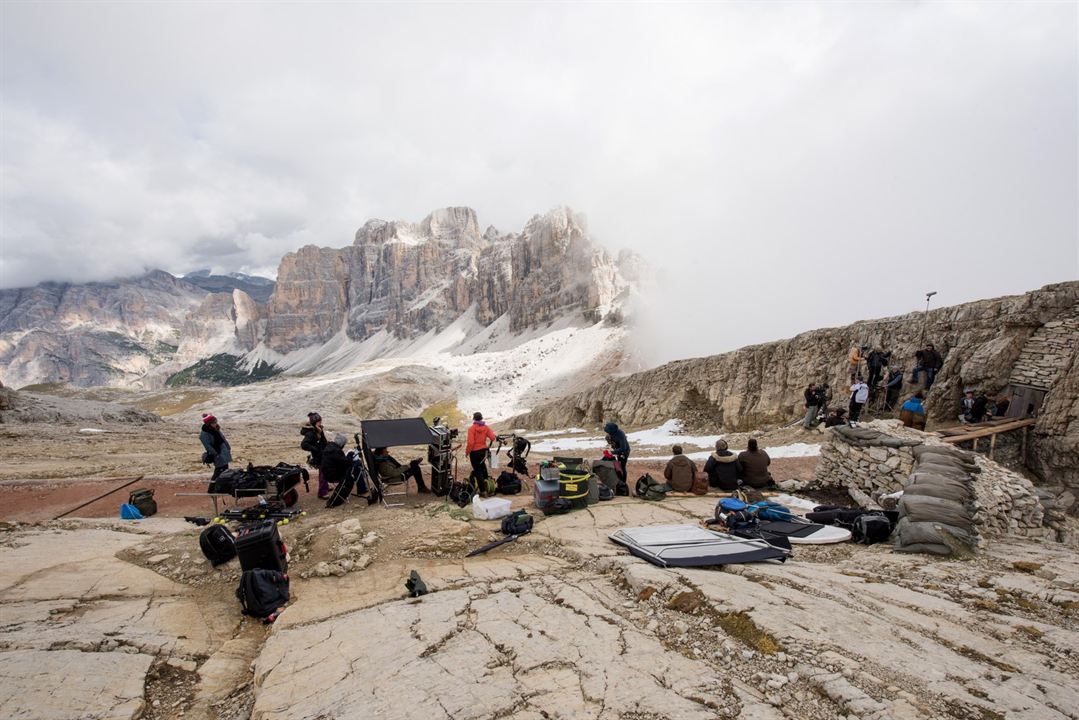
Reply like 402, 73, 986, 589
528, 419, 821, 458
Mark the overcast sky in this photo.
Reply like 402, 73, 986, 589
1, 2, 1076, 363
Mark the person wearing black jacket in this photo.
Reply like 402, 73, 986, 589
866, 349, 890, 387
802, 383, 819, 429
320, 433, 351, 486
912, 343, 943, 388
301, 412, 328, 498
604, 422, 630, 484
703, 439, 740, 490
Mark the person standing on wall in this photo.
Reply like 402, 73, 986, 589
849, 377, 870, 424
199, 413, 232, 491
301, 412, 329, 499
884, 368, 904, 411
603, 422, 631, 484
847, 345, 865, 383
466, 412, 497, 485
866, 348, 890, 388
802, 383, 819, 429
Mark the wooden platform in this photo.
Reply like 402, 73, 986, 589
935, 417, 1036, 459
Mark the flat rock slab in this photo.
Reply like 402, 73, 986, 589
0, 649, 153, 719
253, 572, 736, 720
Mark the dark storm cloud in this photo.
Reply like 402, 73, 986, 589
1, 2, 1075, 359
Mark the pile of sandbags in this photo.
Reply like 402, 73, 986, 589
894, 445, 980, 556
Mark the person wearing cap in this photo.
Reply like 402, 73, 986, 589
959, 389, 976, 423
466, 412, 497, 485
199, 413, 232, 490
301, 412, 329, 498
603, 421, 631, 484
901, 392, 927, 429
320, 433, 351, 489
703, 439, 740, 491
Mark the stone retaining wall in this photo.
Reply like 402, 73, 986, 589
813, 420, 1071, 545
1010, 315, 1079, 390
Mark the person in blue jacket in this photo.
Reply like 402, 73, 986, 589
900, 392, 927, 430
604, 422, 630, 484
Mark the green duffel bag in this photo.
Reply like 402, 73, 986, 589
634, 474, 672, 501
128, 488, 157, 518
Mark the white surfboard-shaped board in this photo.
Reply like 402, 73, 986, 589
757, 520, 852, 545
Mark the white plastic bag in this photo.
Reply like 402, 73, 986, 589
472, 495, 512, 520
489, 452, 500, 470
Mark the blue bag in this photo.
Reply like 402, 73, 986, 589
120, 503, 144, 520
719, 497, 748, 512
748, 501, 793, 521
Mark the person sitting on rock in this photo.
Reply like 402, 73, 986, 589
900, 392, 927, 430
703, 439, 740, 491
959, 389, 976, 423
320, 433, 351, 487
824, 408, 847, 427
737, 438, 774, 489
604, 421, 630, 484
970, 392, 988, 424
663, 445, 698, 492
911, 343, 943, 388
373, 447, 429, 493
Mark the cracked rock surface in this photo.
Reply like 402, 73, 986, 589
2, 493, 1078, 719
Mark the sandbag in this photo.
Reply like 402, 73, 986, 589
903, 482, 974, 504
898, 495, 975, 530
895, 517, 976, 548
894, 541, 955, 556
918, 458, 980, 475
913, 445, 978, 463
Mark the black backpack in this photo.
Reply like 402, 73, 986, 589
501, 509, 533, 535
448, 481, 472, 508
236, 569, 290, 622
496, 471, 522, 495
200, 524, 237, 566
128, 489, 157, 517
598, 484, 614, 501
615, 479, 630, 496
851, 513, 893, 545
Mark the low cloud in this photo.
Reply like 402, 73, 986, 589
1, 2, 1075, 360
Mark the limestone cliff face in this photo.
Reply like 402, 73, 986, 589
263, 207, 633, 352
177, 289, 262, 361
0, 271, 205, 388
514, 282, 1079, 488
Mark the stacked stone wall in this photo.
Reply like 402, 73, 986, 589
812, 420, 1073, 546
1009, 315, 1078, 390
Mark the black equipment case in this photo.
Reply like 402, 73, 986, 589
234, 520, 287, 572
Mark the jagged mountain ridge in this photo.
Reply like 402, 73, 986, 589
0, 207, 639, 391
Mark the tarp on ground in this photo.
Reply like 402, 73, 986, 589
609, 524, 788, 568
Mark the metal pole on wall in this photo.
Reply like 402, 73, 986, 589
921, 291, 937, 346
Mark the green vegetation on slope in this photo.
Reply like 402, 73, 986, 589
166, 354, 281, 387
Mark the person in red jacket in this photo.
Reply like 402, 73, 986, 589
466, 412, 497, 485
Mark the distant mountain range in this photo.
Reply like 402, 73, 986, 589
0, 207, 642, 395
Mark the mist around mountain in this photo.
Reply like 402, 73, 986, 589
181, 270, 276, 303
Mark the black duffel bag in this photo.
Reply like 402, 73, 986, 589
496, 471, 522, 495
